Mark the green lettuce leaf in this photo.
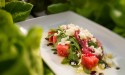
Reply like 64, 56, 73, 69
0, 9, 43, 75
4, 1, 33, 22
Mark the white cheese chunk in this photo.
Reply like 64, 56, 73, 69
78, 31, 87, 39
67, 24, 80, 30
90, 46, 102, 55
65, 28, 75, 36
65, 24, 80, 36
65, 41, 71, 44
79, 29, 93, 39
54, 30, 61, 36
58, 36, 70, 45
71, 62, 77, 65
91, 38, 97, 43
60, 25, 67, 30
94, 47, 102, 55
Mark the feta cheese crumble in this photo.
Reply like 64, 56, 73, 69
54, 30, 61, 36
65, 28, 75, 36
90, 46, 103, 55
58, 36, 70, 45
79, 29, 93, 39
71, 62, 77, 65
60, 25, 67, 30
91, 38, 97, 43
60, 24, 80, 36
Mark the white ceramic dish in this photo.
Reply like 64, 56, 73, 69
18, 11, 125, 75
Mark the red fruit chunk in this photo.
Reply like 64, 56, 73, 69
53, 36, 57, 44
48, 31, 54, 35
81, 53, 99, 70
56, 44, 69, 57
49, 36, 53, 42
48, 31, 55, 42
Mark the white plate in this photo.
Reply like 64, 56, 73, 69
18, 11, 125, 75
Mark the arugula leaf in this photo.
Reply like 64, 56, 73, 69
4, 1, 33, 22
83, 66, 91, 74
88, 41, 98, 48
69, 37, 80, 50
68, 46, 79, 64
61, 57, 69, 64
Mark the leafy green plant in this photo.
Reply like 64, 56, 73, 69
1, 0, 33, 22
0, 9, 43, 75
0, 1, 55, 75
4, 1, 33, 22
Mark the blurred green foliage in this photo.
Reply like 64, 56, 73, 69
47, 0, 125, 37
29, 0, 125, 38
0, 1, 55, 75
0, 9, 43, 75
27, 0, 46, 12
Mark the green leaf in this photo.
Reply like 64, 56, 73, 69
2, 46, 43, 75
68, 46, 79, 63
69, 37, 80, 50
88, 41, 98, 48
83, 66, 91, 74
0, 9, 24, 39
0, 9, 43, 75
0, 9, 13, 26
61, 58, 69, 64
25, 27, 43, 49
0, 0, 5, 8
118, 0, 125, 9
48, 3, 69, 14
4, 1, 33, 22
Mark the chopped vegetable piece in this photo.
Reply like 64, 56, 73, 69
56, 44, 69, 57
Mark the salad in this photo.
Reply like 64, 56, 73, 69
45, 24, 120, 75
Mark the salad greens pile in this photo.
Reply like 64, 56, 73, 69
46, 0, 125, 37
46, 29, 81, 66
46, 24, 117, 74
